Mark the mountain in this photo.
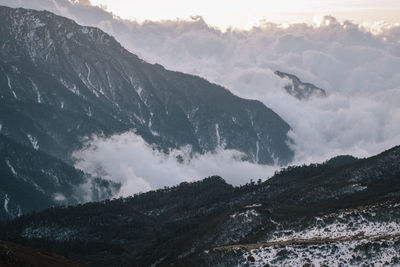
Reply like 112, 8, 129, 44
0, 134, 117, 221
1, 145, 399, 266
0, 6, 293, 165
275, 70, 326, 100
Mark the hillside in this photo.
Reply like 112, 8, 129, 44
0, 134, 118, 221
1, 145, 399, 266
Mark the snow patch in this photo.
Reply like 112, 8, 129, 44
230, 209, 259, 220
6, 160, 17, 176
6, 75, 17, 99
232, 116, 238, 124
84, 63, 104, 96
3, 194, 9, 214
243, 238, 400, 266
270, 203, 400, 242
148, 112, 153, 128
215, 124, 226, 149
352, 184, 368, 192
59, 78, 80, 95
255, 141, 260, 163
31, 17, 45, 28
150, 130, 160, 137
85, 63, 95, 88
27, 134, 39, 150
30, 79, 42, 103
136, 86, 144, 101
87, 106, 92, 117
105, 71, 112, 89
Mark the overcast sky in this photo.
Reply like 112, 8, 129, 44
89, 0, 400, 29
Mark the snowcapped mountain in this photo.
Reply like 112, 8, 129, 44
0, 6, 293, 165
275, 70, 327, 100
2, 145, 399, 266
0, 134, 118, 221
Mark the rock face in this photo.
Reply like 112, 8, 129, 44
0, 6, 293, 165
2, 145, 399, 266
275, 70, 326, 100
0, 134, 118, 221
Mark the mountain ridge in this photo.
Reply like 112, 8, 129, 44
0, 5, 294, 165
275, 70, 327, 100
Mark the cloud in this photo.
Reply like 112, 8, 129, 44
73, 132, 278, 196
1, 0, 400, 195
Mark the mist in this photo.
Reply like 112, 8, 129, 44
2, 0, 400, 195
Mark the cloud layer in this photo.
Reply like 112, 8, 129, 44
2, 0, 400, 194
73, 132, 278, 196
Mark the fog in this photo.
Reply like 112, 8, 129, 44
2, 0, 400, 195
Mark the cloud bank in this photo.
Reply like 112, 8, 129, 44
2, 0, 400, 194
73, 133, 278, 196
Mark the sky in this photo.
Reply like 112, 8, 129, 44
88, 0, 400, 29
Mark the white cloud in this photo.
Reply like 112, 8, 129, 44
94, 15, 400, 163
73, 132, 278, 196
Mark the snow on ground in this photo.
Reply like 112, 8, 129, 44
269, 203, 400, 242
242, 238, 399, 267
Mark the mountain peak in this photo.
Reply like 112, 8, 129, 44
275, 70, 327, 100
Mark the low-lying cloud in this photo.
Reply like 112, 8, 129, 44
73, 132, 278, 196
2, 0, 400, 195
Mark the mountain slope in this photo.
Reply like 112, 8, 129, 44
0, 240, 86, 267
0, 6, 293, 165
0, 134, 117, 221
2, 145, 399, 266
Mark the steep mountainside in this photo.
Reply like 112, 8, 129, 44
2, 145, 399, 266
0, 134, 117, 221
275, 70, 326, 100
0, 6, 293, 165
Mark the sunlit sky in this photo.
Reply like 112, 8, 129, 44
89, 0, 400, 29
